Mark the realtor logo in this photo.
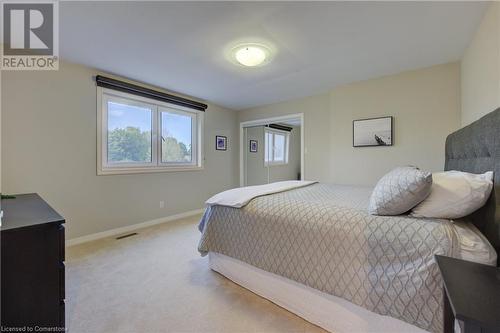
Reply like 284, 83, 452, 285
1, 1, 59, 70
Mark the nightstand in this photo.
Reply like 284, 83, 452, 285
435, 255, 500, 333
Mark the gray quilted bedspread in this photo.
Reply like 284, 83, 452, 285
198, 183, 458, 333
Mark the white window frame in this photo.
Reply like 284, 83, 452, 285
97, 87, 204, 175
264, 128, 290, 166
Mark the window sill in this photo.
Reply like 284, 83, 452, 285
97, 165, 204, 175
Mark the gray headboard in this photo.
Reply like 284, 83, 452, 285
445, 108, 500, 264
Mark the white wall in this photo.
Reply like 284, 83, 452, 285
1, 61, 239, 239
461, 3, 500, 125
329, 63, 461, 185
239, 62, 461, 186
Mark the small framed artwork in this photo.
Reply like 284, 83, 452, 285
249, 140, 258, 153
216, 135, 227, 151
353, 116, 393, 147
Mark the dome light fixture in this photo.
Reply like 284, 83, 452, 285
232, 43, 271, 67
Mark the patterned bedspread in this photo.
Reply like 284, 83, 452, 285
198, 183, 459, 333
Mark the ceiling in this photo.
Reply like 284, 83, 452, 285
60, 2, 487, 110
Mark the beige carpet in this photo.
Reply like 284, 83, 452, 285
66, 214, 326, 333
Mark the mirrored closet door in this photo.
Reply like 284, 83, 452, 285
242, 116, 302, 186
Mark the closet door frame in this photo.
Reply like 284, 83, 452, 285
239, 113, 304, 187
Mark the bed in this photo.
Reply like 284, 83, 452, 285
198, 109, 500, 333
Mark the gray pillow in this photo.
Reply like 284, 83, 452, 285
368, 166, 432, 216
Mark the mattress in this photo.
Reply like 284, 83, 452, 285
198, 183, 495, 333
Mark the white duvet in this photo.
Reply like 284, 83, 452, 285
206, 180, 317, 208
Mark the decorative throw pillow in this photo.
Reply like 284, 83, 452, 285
411, 171, 494, 219
368, 166, 432, 216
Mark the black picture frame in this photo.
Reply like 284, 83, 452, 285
353, 116, 393, 147
215, 135, 227, 151
249, 140, 258, 153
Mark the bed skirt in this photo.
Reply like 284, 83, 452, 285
208, 252, 429, 333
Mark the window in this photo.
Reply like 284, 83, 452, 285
160, 110, 195, 164
264, 128, 289, 166
98, 88, 203, 175
106, 99, 154, 165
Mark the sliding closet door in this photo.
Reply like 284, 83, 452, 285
267, 126, 301, 183
244, 126, 268, 186
243, 120, 302, 186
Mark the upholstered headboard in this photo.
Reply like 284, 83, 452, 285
445, 108, 500, 264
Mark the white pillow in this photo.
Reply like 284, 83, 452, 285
411, 170, 494, 219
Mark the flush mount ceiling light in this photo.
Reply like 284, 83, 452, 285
232, 44, 272, 67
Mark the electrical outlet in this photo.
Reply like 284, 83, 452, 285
159, 200, 165, 208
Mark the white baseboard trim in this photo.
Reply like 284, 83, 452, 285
66, 208, 205, 247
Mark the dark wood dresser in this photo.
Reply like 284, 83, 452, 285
1, 194, 65, 331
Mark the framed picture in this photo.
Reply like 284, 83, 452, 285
216, 135, 227, 151
353, 116, 393, 147
249, 140, 258, 153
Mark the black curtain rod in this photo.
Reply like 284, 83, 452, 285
267, 123, 293, 132
95, 75, 208, 111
